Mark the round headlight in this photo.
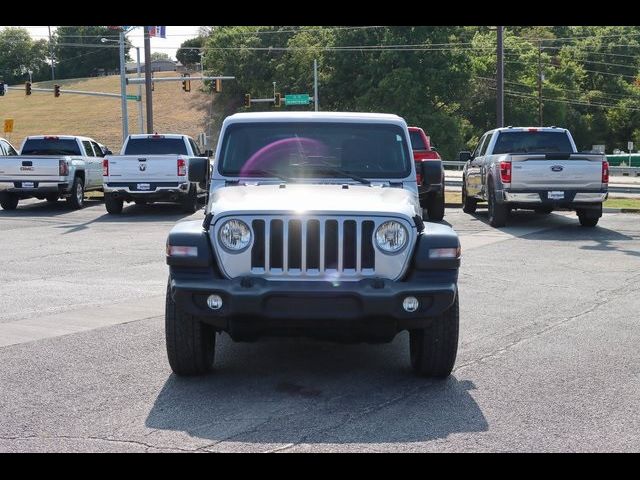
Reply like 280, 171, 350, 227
218, 219, 251, 252
375, 221, 408, 254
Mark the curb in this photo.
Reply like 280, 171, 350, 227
444, 204, 640, 214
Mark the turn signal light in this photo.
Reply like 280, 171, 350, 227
102, 159, 109, 176
602, 160, 609, 184
500, 161, 512, 183
177, 158, 186, 176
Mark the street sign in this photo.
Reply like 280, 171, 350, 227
126, 94, 141, 101
628, 141, 634, 151
3, 119, 14, 133
285, 94, 310, 106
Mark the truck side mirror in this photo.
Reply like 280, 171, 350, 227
203, 149, 214, 158
188, 157, 208, 183
458, 151, 472, 162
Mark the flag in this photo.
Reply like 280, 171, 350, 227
148, 26, 166, 39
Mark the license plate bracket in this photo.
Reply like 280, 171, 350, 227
136, 183, 151, 191
22, 182, 35, 188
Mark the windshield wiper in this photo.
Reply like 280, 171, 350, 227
293, 161, 371, 185
242, 169, 295, 183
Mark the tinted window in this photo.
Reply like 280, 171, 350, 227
219, 122, 412, 179
188, 138, 201, 156
473, 134, 488, 157
479, 133, 492, 156
91, 141, 104, 157
22, 138, 81, 156
4, 142, 18, 156
82, 141, 95, 156
124, 137, 188, 155
409, 131, 427, 150
493, 131, 573, 154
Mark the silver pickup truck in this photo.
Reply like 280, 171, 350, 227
0, 135, 105, 210
459, 127, 608, 227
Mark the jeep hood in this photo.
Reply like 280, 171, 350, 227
208, 184, 421, 219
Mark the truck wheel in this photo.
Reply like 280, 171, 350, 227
0, 193, 19, 211
165, 280, 216, 376
104, 192, 124, 214
181, 185, 198, 214
409, 295, 459, 378
425, 189, 445, 221
461, 181, 477, 214
577, 206, 601, 227
67, 176, 85, 210
487, 182, 508, 227
45, 194, 59, 203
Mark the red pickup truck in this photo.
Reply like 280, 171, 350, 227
409, 126, 445, 220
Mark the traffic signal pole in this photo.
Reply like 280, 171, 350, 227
119, 30, 129, 143
144, 27, 154, 133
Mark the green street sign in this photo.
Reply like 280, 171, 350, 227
285, 93, 310, 105
126, 94, 141, 101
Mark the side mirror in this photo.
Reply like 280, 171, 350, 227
203, 149, 214, 158
188, 157, 208, 183
458, 151, 472, 162
104, 149, 113, 155
430, 146, 438, 152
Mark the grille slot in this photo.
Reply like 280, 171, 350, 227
250, 217, 378, 278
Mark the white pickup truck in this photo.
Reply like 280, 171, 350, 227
460, 127, 609, 227
102, 134, 210, 214
0, 135, 105, 210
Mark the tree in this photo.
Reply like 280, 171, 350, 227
54, 26, 131, 79
151, 52, 171, 61
0, 27, 49, 84
176, 37, 204, 68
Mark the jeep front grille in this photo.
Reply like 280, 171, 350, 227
250, 218, 376, 275
211, 215, 415, 281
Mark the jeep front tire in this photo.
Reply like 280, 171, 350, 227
165, 280, 216, 375
409, 295, 459, 378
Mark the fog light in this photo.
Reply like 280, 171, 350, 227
207, 294, 223, 310
403, 296, 419, 313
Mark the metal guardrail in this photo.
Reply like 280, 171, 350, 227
442, 161, 640, 176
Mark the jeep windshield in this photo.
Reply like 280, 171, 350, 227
218, 122, 412, 180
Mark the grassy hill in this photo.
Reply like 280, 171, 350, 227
1, 72, 213, 152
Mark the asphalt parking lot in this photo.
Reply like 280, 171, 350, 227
1, 199, 639, 452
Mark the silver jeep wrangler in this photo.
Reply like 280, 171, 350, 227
165, 112, 461, 377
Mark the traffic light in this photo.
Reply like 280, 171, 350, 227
0, 82, 5, 96
213, 78, 222, 93
54, 84, 61, 97
274, 93, 281, 107
244, 93, 251, 107
25, 81, 32, 96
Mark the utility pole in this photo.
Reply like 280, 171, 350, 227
496, 26, 504, 128
136, 47, 144, 133
314, 59, 319, 112
48, 26, 55, 81
538, 41, 543, 127
144, 27, 154, 133
119, 30, 128, 142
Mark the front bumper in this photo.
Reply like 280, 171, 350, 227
0, 181, 69, 195
170, 275, 457, 336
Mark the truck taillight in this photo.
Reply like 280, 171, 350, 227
416, 172, 422, 186
500, 161, 512, 183
177, 158, 186, 176
103, 159, 109, 176
59, 160, 69, 176
602, 160, 609, 184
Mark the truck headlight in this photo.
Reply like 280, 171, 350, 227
375, 221, 408, 254
218, 219, 251, 252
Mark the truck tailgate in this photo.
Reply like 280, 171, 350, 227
0, 156, 62, 179
106, 155, 181, 182
510, 154, 604, 190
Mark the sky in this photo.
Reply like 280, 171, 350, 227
0, 26, 203, 60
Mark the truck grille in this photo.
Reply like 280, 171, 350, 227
250, 218, 376, 277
